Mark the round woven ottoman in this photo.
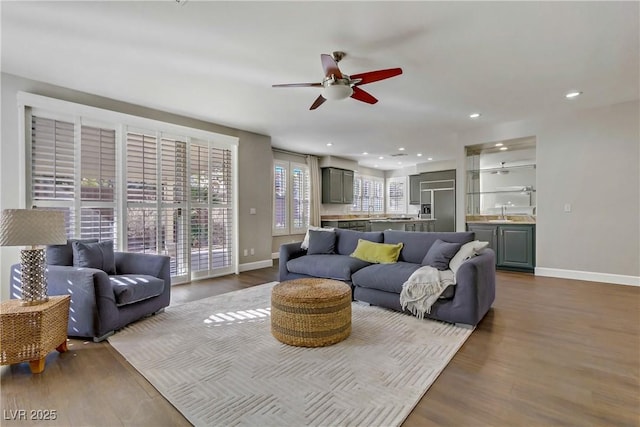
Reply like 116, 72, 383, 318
271, 278, 352, 347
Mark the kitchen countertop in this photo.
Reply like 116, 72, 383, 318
369, 218, 436, 223
466, 220, 536, 224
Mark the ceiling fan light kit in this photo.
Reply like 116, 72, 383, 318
322, 81, 353, 100
272, 52, 403, 110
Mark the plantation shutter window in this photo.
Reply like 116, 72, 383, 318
387, 177, 407, 214
23, 94, 238, 284
351, 174, 384, 214
273, 162, 288, 234
272, 160, 310, 235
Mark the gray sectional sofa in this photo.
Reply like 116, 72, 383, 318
279, 228, 496, 326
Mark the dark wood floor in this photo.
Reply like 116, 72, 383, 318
2, 265, 639, 426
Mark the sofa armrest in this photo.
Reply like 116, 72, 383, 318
10, 263, 116, 338
449, 249, 496, 325
279, 242, 306, 281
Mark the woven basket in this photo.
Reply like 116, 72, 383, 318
0, 295, 70, 365
271, 278, 351, 347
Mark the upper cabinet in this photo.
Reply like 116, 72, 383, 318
409, 169, 456, 205
465, 138, 537, 216
322, 167, 354, 204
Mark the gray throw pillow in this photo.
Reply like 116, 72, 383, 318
72, 240, 116, 274
46, 239, 98, 266
306, 229, 336, 255
422, 239, 462, 271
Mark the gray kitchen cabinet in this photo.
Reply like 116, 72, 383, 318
409, 174, 421, 205
498, 224, 535, 270
467, 223, 535, 271
322, 168, 354, 204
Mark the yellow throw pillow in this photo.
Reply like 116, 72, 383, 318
351, 239, 403, 264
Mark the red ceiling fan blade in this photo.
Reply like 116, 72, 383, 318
272, 83, 322, 88
350, 68, 403, 85
351, 86, 378, 104
321, 54, 343, 79
309, 95, 327, 110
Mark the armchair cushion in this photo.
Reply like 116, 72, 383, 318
72, 240, 116, 274
109, 274, 165, 307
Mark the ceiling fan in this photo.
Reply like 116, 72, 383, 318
272, 51, 403, 110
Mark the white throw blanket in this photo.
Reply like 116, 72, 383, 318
400, 266, 455, 319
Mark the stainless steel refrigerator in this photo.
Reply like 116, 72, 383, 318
420, 180, 455, 232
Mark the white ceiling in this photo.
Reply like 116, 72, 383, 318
2, 1, 638, 171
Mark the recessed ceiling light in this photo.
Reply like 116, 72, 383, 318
374, 164, 379, 168
427, 157, 433, 161
417, 153, 423, 157
398, 147, 405, 151
495, 143, 503, 147
469, 113, 481, 119
378, 156, 384, 160
565, 91, 582, 99
326, 143, 333, 146
500, 147, 508, 151
362, 152, 368, 155
397, 161, 402, 164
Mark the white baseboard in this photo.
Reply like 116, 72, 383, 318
535, 267, 640, 287
239, 259, 273, 273
272, 252, 279, 260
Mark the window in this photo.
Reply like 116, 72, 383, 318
351, 174, 384, 214
31, 115, 117, 243
22, 93, 238, 284
273, 160, 310, 235
387, 176, 407, 214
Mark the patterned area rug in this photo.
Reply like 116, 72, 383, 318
109, 282, 473, 427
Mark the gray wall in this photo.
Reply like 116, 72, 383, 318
455, 100, 639, 280
0, 72, 273, 300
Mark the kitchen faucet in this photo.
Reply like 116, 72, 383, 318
501, 204, 507, 220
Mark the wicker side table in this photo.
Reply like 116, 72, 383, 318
271, 278, 352, 347
0, 295, 70, 374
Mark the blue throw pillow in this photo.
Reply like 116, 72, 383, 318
422, 239, 462, 271
306, 229, 336, 255
72, 240, 116, 274
46, 239, 98, 266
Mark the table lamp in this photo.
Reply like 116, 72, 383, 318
0, 209, 66, 306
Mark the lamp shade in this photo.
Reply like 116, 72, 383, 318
0, 209, 67, 247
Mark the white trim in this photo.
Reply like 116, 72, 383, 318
272, 252, 279, 260
18, 92, 239, 147
239, 259, 274, 272
535, 267, 640, 287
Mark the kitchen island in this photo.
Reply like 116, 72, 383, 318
368, 218, 436, 232
321, 217, 436, 232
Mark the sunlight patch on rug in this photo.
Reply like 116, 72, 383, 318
109, 282, 473, 427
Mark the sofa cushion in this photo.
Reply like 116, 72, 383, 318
383, 231, 475, 264
46, 239, 99, 266
109, 274, 165, 307
72, 240, 116, 275
422, 239, 462, 271
287, 254, 371, 281
335, 229, 383, 256
307, 229, 336, 255
352, 262, 456, 299
351, 239, 403, 264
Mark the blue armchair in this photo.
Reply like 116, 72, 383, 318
11, 250, 171, 342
